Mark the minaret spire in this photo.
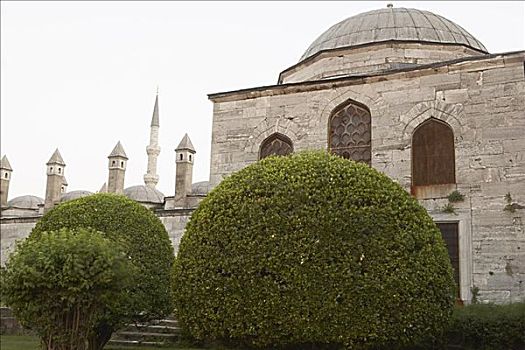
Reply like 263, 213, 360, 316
144, 91, 161, 188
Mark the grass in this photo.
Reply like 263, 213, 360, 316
0, 335, 209, 350
0, 336, 39, 350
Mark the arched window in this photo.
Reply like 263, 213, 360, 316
412, 118, 455, 186
329, 100, 371, 165
259, 133, 293, 160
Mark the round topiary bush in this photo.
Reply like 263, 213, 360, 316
30, 193, 174, 349
173, 151, 455, 349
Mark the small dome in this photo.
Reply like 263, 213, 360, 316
7, 195, 44, 209
301, 7, 487, 61
191, 181, 210, 196
60, 190, 93, 202
124, 185, 165, 204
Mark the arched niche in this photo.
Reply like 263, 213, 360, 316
259, 133, 294, 160
412, 118, 455, 187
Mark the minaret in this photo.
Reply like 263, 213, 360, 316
144, 93, 160, 188
44, 149, 66, 212
107, 141, 128, 194
174, 134, 196, 201
1, 155, 13, 208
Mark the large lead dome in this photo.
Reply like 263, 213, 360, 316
301, 7, 487, 61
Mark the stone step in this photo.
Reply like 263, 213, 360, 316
121, 324, 181, 334
0, 307, 13, 317
112, 331, 179, 344
148, 318, 179, 327
107, 339, 164, 347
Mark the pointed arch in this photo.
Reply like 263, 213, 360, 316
259, 133, 293, 160
412, 118, 455, 186
328, 99, 371, 164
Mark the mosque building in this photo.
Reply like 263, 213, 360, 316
1, 6, 524, 304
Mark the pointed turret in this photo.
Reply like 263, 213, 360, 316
174, 134, 196, 201
107, 141, 127, 194
47, 148, 66, 166
1, 155, 13, 208
176, 133, 195, 152
98, 182, 108, 193
109, 141, 128, 159
144, 92, 161, 188
44, 148, 66, 212
1, 155, 12, 171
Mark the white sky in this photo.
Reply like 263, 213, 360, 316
1, 1, 524, 199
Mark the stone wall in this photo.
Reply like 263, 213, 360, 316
0, 209, 194, 266
156, 209, 194, 255
209, 51, 525, 303
0, 218, 37, 266
279, 42, 482, 84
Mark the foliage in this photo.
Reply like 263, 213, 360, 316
173, 151, 456, 349
411, 302, 525, 350
29, 193, 175, 349
441, 203, 457, 214
2, 228, 132, 350
470, 286, 480, 305
447, 302, 525, 350
447, 190, 464, 203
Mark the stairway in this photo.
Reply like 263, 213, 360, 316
109, 317, 182, 347
0, 306, 29, 335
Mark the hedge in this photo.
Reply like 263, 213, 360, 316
173, 151, 456, 349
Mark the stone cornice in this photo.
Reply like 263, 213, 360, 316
208, 51, 524, 103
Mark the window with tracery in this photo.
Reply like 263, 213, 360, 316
259, 133, 293, 160
412, 118, 455, 186
329, 101, 371, 164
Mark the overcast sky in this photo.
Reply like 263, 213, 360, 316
1, 1, 524, 200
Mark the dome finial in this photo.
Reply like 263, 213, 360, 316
387, 3, 393, 8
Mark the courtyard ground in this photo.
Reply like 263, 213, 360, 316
0, 335, 212, 350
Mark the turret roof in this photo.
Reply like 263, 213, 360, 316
47, 149, 66, 166
1, 155, 12, 171
99, 182, 108, 193
108, 141, 128, 159
151, 94, 159, 127
176, 133, 195, 152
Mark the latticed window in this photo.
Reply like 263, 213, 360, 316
412, 118, 455, 186
259, 133, 293, 160
329, 101, 371, 164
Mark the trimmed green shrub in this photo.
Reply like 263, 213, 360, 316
2, 228, 132, 349
410, 302, 525, 350
29, 193, 174, 350
447, 302, 525, 350
173, 151, 455, 349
